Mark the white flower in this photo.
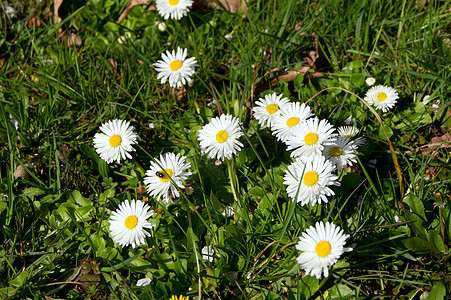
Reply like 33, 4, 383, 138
253, 93, 290, 129
338, 126, 366, 148
144, 153, 191, 203
365, 77, 376, 86
154, 47, 197, 88
201, 246, 214, 262
323, 137, 357, 169
154, 21, 166, 31
155, 0, 193, 20
286, 117, 337, 157
364, 85, 399, 112
93, 119, 138, 164
136, 278, 152, 286
296, 221, 351, 279
271, 102, 313, 143
222, 206, 235, 218
109, 200, 155, 248
343, 115, 355, 125
283, 155, 340, 206
198, 114, 244, 161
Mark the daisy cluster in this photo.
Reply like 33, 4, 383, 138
90, 1, 402, 281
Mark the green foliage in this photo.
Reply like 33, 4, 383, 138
0, 0, 450, 299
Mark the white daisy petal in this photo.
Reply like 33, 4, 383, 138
283, 155, 340, 206
296, 221, 351, 279
155, 0, 193, 20
323, 136, 358, 169
364, 85, 399, 112
108, 199, 156, 248
253, 93, 290, 129
143, 152, 191, 204
286, 117, 337, 157
271, 102, 313, 143
201, 246, 215, 262
197, 114, 244, 161
155, 47, 197, 88
136, 278, 152, 287
93, 119, 138, 164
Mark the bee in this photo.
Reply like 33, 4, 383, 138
155, 170, 168, 180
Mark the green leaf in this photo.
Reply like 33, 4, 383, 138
327, 284, 353, 300
402, 237, 431, 253
378, 123, 393, 140
294, 74, 304, 91
298, 275, 319, 299
427, 230, 446, 253
404, 194, 426, 219
21, 187, 45, 199
100, 251, 145, 272
98, 159, 110, 178
350, 73, 365, 87
429, 282, 446, 300
96, 247, 120, 261
8, 270, 28, 288
248, 186, 266, 197
69, 190, 92, 207
350, 60, 363, 69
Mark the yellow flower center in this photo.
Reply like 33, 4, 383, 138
266, 104, 279, 115
376, 92, 387, 102
304, 132, 318, 145
216, 130, 228, 143
328, 146, 343, 157
169, 0, 179, 6
315, 240, 331, 257
286, 117, 299, 128
170, 60, 183, 71
303, 171, 319, 186
124, 215, 138, 229
109, 134, 122, 147
159, 169, 173, 183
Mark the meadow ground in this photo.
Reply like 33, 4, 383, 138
0, 0, 450, 299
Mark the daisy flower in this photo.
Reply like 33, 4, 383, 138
365, 77, 376, 86
283, 155, 340, 206
144, 153, 191, 203
170, 296, 189, 300
93, 119, 138, 164
155, 0, 193, 20
286, 117, 337, 157
253, 93, 290, 129
364, 85, 399, 112
272, 102, 313, 143
197, 114, 244, 161
296, 221, 351, 279
154, 47, 197, 88
337, 126, 366, 148
109, 199, 155, 248
323, 137, 357, 169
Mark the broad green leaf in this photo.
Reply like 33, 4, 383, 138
429, 282, 446, 300
96, 247, 120, 261
69, 190, 92, 207
402, 237, 431, 253
427, 230, 446, 253
21, 187, 45, 199
327, 284, 353, 300
298, 275, 319, 299
378, 123, 393, 140
404, 194, 426, 219
8, 270, 28, 288
100, 251, 145, 272
248, 186, 266, 197
404, 211, 427, 236
294, 74, 304, 91
350, 60, 363, 69
350, 73, 365, 87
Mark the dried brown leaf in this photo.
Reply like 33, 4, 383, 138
118, 0, 153, 23
54, 0, 63, 24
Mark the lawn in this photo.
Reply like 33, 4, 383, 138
0, 0, 450, 299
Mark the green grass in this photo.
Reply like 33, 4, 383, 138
0, 0, 450, 299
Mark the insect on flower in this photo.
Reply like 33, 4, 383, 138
155, 170, 168, 180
